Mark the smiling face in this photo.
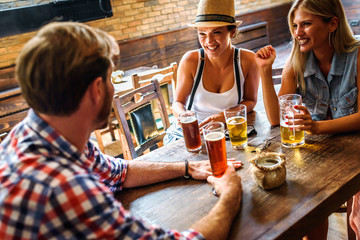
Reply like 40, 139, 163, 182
292, 8, 336, 53
197, 26, 235, 57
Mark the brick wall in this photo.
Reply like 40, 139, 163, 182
0, 0, 291, 69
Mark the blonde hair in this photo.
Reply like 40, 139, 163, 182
287, 0, 359, 93
16, 22, 119, 116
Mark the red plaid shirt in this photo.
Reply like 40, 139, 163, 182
0, 109, 204, 240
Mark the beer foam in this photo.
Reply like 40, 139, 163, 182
205, 132, 225, 141
227, 116, 246, 125
181, 117, 197, 124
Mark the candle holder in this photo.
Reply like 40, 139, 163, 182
249, 152, 286, 190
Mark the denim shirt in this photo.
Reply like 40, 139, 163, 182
298, 49, 358, 121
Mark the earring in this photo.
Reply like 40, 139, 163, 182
328, 32, 332, 47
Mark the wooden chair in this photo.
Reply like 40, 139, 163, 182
0, 87, 29, 142
93, 117, 117, 153
272, 67, 283, 85
94, 63, 177, 153
112, 80, 170, 160
131, 62, 177, 117
0, 132, 8, 143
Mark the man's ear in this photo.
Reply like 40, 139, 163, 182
88, 77, 104, 105
329, 16, 339, 33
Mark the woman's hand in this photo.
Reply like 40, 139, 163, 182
198, 113, 226, 129
288, 105, 319, 135
255, 45, 276, 69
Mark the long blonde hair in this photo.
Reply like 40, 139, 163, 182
287, 0, 359, 93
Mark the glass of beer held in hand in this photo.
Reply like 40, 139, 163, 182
224, 104, 247, 149
203, 122, 227, 177
278, 94, 305, 148
179, 110, 202, 153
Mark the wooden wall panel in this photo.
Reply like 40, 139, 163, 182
118, 27, 199, 70
236, 3, 292, 46
0, 65, 17, 92
117, 3, 292, 71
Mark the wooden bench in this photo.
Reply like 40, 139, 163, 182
116, 22, 270, 71
0, 65, 29, 136
0, 65, 17, 91
116, 27, 199, 71
233, 21, 269, 51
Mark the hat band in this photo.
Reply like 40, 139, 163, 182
195, 14, 235, 24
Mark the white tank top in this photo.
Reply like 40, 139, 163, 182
189, 49, 245, 123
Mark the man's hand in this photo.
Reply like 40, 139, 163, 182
207, 165, 242, 204
190, 165, 243, 240
189, 158, 242, 180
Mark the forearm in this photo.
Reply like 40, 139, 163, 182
123, 161, 184, 188
240, 99, 257, 113
190, 193, 241, 240
315, 113, 360, 134
259, 67, 280, 126
172, 101, 187, 119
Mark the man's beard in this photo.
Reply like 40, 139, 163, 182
96, 83, 112, 129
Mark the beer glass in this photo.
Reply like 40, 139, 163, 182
203, 122, 227, 177
224, 104, 247, 149
179, 110, 202, 153
278, 94, 305, 148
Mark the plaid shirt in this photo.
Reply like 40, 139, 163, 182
0, 109, 204, 240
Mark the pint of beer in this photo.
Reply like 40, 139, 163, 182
280, 125, 305, 146
179, 111, 202, 153
204, 122, 227, 177
278, 94, 305, 148
224, 104, 247, 149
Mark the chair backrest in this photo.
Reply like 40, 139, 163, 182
131, 62, 177, 114
113, 80, 170, 160
0, 132, 8, 143
0, 87, 29, 140
272, 67, 283, 85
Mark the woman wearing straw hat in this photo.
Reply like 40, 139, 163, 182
164, 0, 260, 144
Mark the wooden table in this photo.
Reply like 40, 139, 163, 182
112, 66, 157, 96
115, 90, 360, 239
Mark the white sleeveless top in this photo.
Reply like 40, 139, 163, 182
189, 49, 245, 123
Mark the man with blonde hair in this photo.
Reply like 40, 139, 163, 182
0, 21, 242, 239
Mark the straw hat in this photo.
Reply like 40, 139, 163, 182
189, 0, 242, 28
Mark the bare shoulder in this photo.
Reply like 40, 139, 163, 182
239, 48, 256, 59
239, 48, 256, 77
180, 50, 199, 66
239, 48, 256, 69
179, 50, 199, 77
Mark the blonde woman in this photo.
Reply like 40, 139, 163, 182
255, 0, 360, 134
255, 0, 360, 239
